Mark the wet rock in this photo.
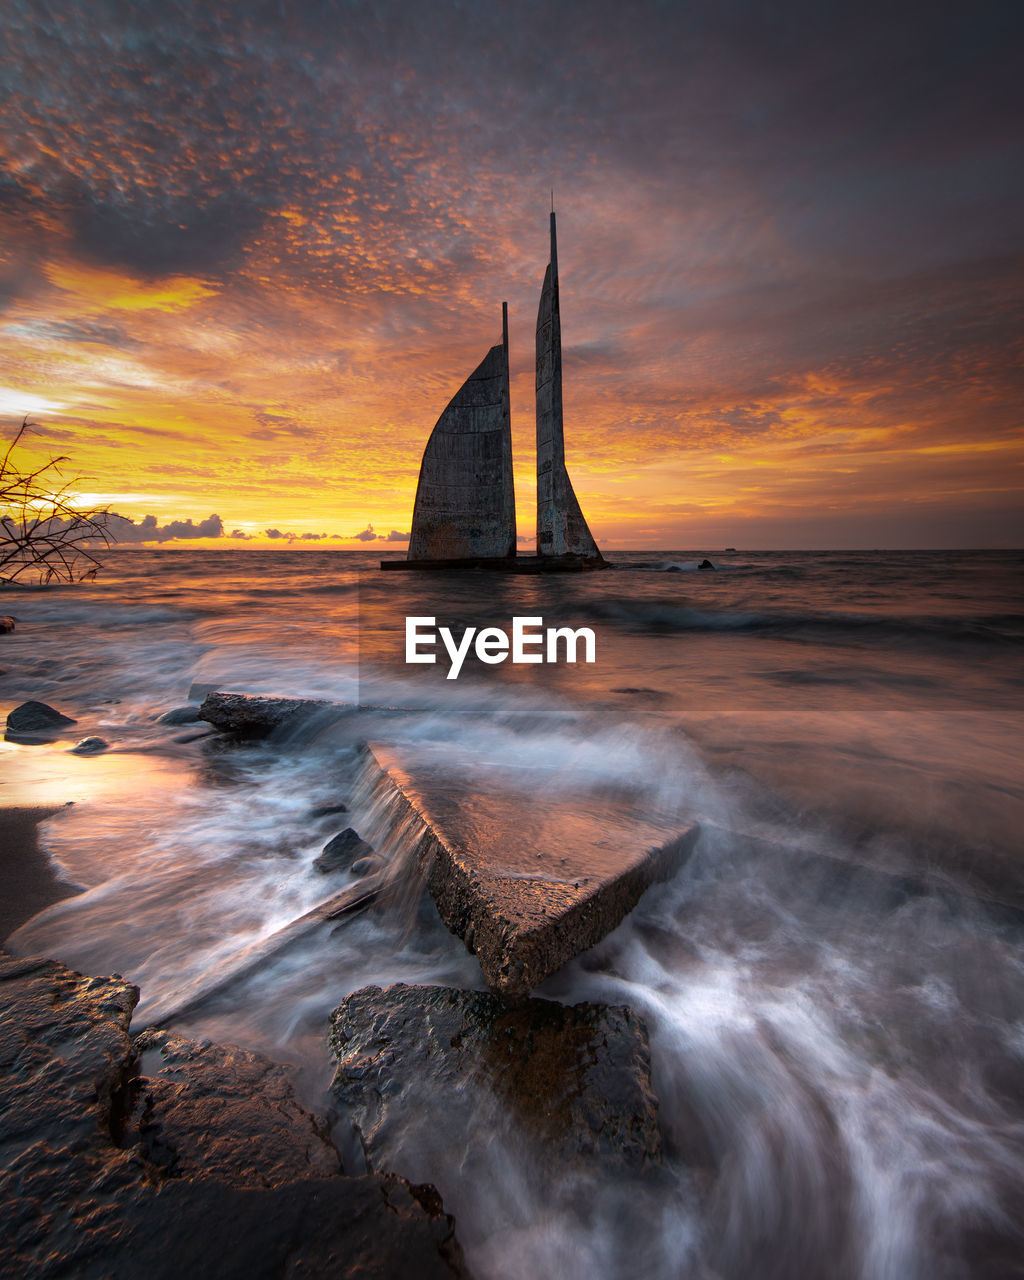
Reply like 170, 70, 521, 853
0, 953, 469, 1279
132, 1029, 341, 1183
96, 1172, 470, 1279
310, 801, 349, 818
0, 616, 14, 633
0, 952, 141, 1268
70, 735, 109, 755
6, 700, 77, 732
364, 743, 699, 1000
330, 983, 662, 1175
157, 705, 201, 725
199, 691, 339, 738
697, 558, 715, 570
314, 827, 375, 874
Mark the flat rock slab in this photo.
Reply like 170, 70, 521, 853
198, 691, 340, 738
365, 742, 699, 999
0, 952, 468, 1279
198, 691, 420, 740
330, 983, 662, 1175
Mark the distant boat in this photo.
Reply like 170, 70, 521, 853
382, 215, 606, 572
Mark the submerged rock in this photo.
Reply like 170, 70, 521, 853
310, 801, 349, 818
314, 827, 375, 874
157, 705, 201, 725
0, 953, 468, 1279
330, 983, 662, 1175
6, 700, 77, 732
70, 735, 109, 754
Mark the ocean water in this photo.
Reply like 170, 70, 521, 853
2, 547, 1023, 1278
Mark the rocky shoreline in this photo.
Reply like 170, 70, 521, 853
2, 692, 697, 1277
0, 952, 469, 1279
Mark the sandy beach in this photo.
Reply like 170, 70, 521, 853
0, 806, 80, 944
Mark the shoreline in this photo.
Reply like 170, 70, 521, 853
0, 806, 82, 945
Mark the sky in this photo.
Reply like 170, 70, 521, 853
1, 0, 1022, 549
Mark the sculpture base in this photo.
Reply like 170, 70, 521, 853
380, 555, 609, 573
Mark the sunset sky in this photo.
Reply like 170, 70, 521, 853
1, 0, 1022, 549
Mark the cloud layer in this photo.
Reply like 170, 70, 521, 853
1, 0, 1021, 546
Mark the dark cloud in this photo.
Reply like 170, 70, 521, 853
6, 0, 1019, 289
29, 510, 224, 544
105, 512, 223, 542
353, 524, 378, 542
383, 529, 409, 542
264, 527, 288, 539
229, 528, 252, 539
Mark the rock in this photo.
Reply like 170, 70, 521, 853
310, 801, 349, 818
157, 705, 201, 725
132, 1029, 341, 1184
97, 1171, 469, 1279
697, 558, 715, 570
70, 735, 109, 754
5, 700, 77, 732
0, 616, 14, 634
330, 983, 662, 1175
199, 691, 340, 738
314, 827, 375, 874
0, 953, 469, 1279
363, 743, 699, 1000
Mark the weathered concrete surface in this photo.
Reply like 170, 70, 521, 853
330, 983, 661, 1174
536, 211, 602, 562
0, 952, 469, 1279
361, 743, 699, 999
198, 691, 340, 738
407, 305, 515, 563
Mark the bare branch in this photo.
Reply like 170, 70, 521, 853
0, 419, 112, 586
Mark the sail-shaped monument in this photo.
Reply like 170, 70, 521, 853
535, 211, 604, 567
391, 304, 515, 567
382, 217, 605, 571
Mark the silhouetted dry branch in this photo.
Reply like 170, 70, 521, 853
0, 420, 112, 585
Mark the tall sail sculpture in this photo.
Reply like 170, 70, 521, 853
405, 303, 516, 563
535, 211, 603, 563
383, 216, 607, 573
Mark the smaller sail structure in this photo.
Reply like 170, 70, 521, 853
536, 212, 602, 562
406, 304, 516, 562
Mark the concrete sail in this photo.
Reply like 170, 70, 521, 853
407, 305, 516, 561
536, 212, 601, 560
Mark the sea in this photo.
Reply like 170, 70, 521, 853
2, 547, 1023, 1279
